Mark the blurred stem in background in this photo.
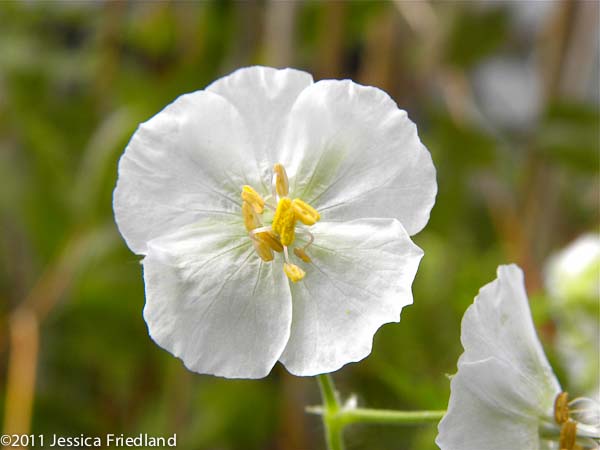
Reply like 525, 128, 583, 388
3, 309, 38, 447
2, 227, 116, 448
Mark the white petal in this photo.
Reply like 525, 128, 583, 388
277, 80, 437, 236
459, 264, 561, 416
456, 357, 549, 420
142, 221, 292, 379
113, 90, 263, 255
206, 66, 314, 177
570, 397, 600, 429
436, 360, 541, 450
278, 219, 423, 376
436, 264, 562, 450
539, 441, 559, 450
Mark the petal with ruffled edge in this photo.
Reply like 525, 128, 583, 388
459, 264, 561, 417
278, 219, 423, 376
113, 90, 262, 255
206, 66, 314, 178
142, 221, 292, 379
436, 360, 541, 450
277, 80, 437, 236
436, 265, 562, 450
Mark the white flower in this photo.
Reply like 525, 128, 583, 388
544, 233, 600, 398
113, 66, 437, 379
545, 233, 600, 306
473, 56, 542, 130
436, 264, 600, 450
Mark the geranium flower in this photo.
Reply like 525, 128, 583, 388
436, 264, 600, 450
544, 234, 600, 405
545, 233, 600, 306
113, 66, 436, 378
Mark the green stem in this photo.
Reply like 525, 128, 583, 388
338, 408, 446, 427
317, 374, 345, 450
315, 375, 446, 449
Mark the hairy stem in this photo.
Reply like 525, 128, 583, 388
317, 374, 344, 450
315, 374, 446, 449
339, 408, 445, 427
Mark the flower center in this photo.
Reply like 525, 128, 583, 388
240, 163, 320, 283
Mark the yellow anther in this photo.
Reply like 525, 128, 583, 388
555, 392, 570, 425
284, 263, 305, 283
256, 231, 283, 253
240, 167, 320, 279
273, 163, 289, 198
559, 420, 577, 450
242, 201, 260, 232
241, 185, 265, 214
293, 247, 312, 263
252, 239, 274, 262
292, 198, 320, 226
272, 198, 296, 246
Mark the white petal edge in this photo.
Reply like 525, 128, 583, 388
278, 218, 423, 376
436, 360, 542, 450
459, 264, 561, 416
436, 264, 562, 450
113, 90, 262, 255
276, 79, 437, 236
206, 66, 314, 178
142, 220, 292, 379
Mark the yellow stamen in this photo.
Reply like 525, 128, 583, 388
273, 163, 289, 198
559, 420, 577, 450
241, 185, 265, 214
242, 201, 260, 232
284, 263, 305, 282
256, 231, 284, 253
555, 392, 570, 425
272, 198, 296, 246
292, 198, 320, 226
293, 247, 312, 263
241, 164, 321, 280
252, 240, 274, 262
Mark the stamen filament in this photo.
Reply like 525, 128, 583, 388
249, 226, 273, 236
303, 230, 315, 250
283, 246, 290, 263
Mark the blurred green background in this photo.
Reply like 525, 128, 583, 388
1, 1, 598, 449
